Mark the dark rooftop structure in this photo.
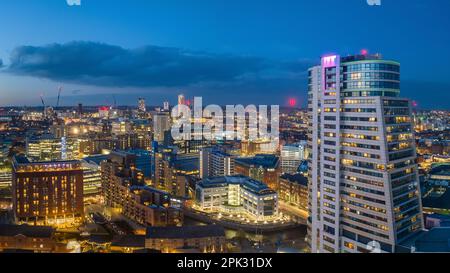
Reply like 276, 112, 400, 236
0, 224, 54, 238
83, 154, 109, 165
341, 53, 383, 63
280, 173, 308, 187
197, 175, 276, 196
422, 188, 450, 210
146, 225, 225, 239
429, 164, 450, 176
111, 235, 146, 248
235, 154, 279, 169
398, 227, 450, 253
172, 157, 199, 172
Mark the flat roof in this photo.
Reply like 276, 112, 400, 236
423, 188, 450, 210
0, 224, 54, 238
280, 173, 308, 186
235, 154, 279, 169
429, 164, 450, 176
146, 225, 225, 239
399, 227, 450, 253
198, 175, 276, 195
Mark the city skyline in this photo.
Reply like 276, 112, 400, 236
0, 0, 450, 257
0, 0, 449, 109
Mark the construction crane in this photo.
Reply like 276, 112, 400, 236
40, 93, 47, 119
40, 94, 46, 109
113, 95, 117, 109
56, 86, 63, 108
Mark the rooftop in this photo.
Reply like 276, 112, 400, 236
423, 188, 450, 210
399, 227, 450, 253
341, 53, 383, 63
198, 175, 276, 195
0, 224, 54, 238
235, 154, 279, 169
146, 225, 225, 239
173, 157, 199, 172
280, 173, 308, 186
429, 164, 450, 176
111, 235, 146, 248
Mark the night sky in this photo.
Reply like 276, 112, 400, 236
0, 0, 449, 109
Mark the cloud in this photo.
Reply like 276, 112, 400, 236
6, 41, 279, 88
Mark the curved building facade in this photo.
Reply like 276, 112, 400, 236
307, 53, 423, 253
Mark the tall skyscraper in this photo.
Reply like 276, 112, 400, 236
163, 101, 170, 111
307, 53, 423, 253
138, 98, 146, 113
178, 94, 186, 106
78, 103, 83, 118
153, 113, 171, 142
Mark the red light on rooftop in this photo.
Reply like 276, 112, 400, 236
288, 98, 297, 107
361, 49, 368, 55
412, 101, 418, 108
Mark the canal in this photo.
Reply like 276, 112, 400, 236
184, 217, 308, 253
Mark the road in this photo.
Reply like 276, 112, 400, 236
278, 201, 308, 223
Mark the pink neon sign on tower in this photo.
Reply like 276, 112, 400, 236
322, 55, 338, 68
321, 55, 340, 92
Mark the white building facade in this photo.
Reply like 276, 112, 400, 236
195, 176, 278, 221
280, 141, 307, 174
200, 148, 235, 179
307, 53, 423, 253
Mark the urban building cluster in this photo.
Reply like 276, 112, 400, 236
0, 52, 449, 254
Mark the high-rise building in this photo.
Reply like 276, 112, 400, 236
163, 101, 170, 111
0, 165, 12, 189
78, 103, 83, 118
98, 106, 110, 119
153, 113, 171, 142
307, 53, 423, 253
154, 149, 198, 197
200, 148, 235, 179
280, 141, 307, 174
12, 156, 84, 227
138, 98, 147, 113
178, 94, 186, 106
81, 160, 102, 197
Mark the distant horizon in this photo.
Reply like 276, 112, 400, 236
1, 1, 449, 109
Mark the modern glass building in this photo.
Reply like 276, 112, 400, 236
307, 53, 423, 253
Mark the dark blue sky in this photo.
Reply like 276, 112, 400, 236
0, 0, 449, 109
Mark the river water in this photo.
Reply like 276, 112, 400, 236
184, 217, 308, 253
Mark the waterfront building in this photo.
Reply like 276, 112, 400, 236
279, 173, 308, 210
146, 225, 226, 253
0, 224, 69, 253
195, 175, 278, 221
